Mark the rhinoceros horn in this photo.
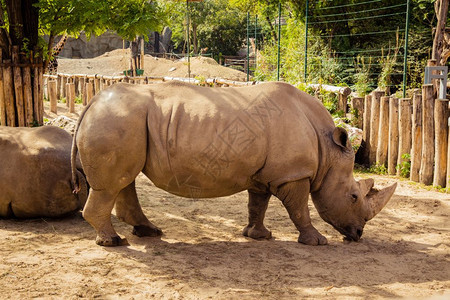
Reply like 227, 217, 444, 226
362, 181, 397, 221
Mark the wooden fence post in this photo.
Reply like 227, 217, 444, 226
94, 75, 100, 95
447, 118, 450, 189
65, 77, 70, 108
357, 94, 372, 165
86, 79, 94, 104
351, 97, 364, 129
48, 80, 57, 113
12, 46, 25, 126
38, 62, 44, 125
433, 98, 449, 187
420, 84, 435, 185
22, 65, 33, 126
388, 97, 399, 175
3, 59, 15, 126
397, 98, 412, 176
68, 83, 75, 113
74, 76, 80, 97
410, 92, 423, 182
376, 96, 390, 166
0, 50, 5, 126
63, 75, 69, 100
56, 74, 62, 100
79, 77, 86, 105
369, 91, 384, 165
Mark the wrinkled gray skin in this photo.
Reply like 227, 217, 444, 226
0, 126, 88, 218
72, 81, 396, 247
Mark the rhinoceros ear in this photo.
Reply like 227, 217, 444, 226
332, 127, 351, 151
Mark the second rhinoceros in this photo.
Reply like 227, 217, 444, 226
0, 126, 88, 218
72, 81, 396, 247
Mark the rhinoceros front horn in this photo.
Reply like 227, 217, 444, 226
362, 181, 397, 221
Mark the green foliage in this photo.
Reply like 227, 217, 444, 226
34, 0, 164, 60
162, 0, 246, 56
369, 164, 388, 175
31, 119, 40, 127
396, 153, 411, 178
352, 56, 372, 96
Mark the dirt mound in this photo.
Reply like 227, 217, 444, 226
58, 49, 248, 81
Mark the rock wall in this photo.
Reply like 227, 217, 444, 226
56, 27, 173, 59
58, 31, 124, 59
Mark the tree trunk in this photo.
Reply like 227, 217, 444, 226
265, 15, 278, 42
432, 0, 449, 65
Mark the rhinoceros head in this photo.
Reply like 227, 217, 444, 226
311, 127, 397, 241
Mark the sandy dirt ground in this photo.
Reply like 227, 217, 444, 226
57, 49, 248, 81
0, 102, 449, 299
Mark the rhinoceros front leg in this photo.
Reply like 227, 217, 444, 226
83, 189, 128, 247
275, 179, 328, 245
242, 190, 272, 239
114, 181, 162, 238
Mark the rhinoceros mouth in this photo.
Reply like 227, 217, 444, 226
333, 225, 363, 242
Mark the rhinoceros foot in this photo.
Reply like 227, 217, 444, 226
298, 226, 328, 246
96, 235, 129, 247
242, 225, 272, 240
132, 225, 163, 237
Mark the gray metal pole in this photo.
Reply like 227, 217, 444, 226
186, 0, 191, 80
277, 2, 281, 81
402, 0, 410, 98
247, 11, 250, 82
255, 14, 258, 70
304, 0, 309, 82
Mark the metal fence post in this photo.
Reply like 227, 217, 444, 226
402, 0, 410, 98
247, 11, 250, 82
255, 15, 258, 70
186, 0, 191, 80
277, 2, 281, 81
304, 0, 309, 82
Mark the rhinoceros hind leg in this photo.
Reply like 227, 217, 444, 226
275, 179, 327, 246
114, 181, 163, 238
243, 190, 272, 240
83, 189, 125, 247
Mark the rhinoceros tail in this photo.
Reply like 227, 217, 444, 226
71, 99, 96, 194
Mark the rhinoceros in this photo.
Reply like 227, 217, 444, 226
71, 81, 396, 247
0, 126, 88, 218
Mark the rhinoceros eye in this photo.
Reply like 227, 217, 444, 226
351, 194, 358, 203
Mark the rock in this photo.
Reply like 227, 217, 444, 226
333, 118, 363, 152
45, 116, 78, 136
161, 27, 172, 53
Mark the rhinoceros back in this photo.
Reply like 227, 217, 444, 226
139, 81, 329, 197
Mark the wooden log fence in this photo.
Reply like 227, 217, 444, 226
0, 48, 44, 127
356, 84, 449, 190
43, 73, 261, 114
